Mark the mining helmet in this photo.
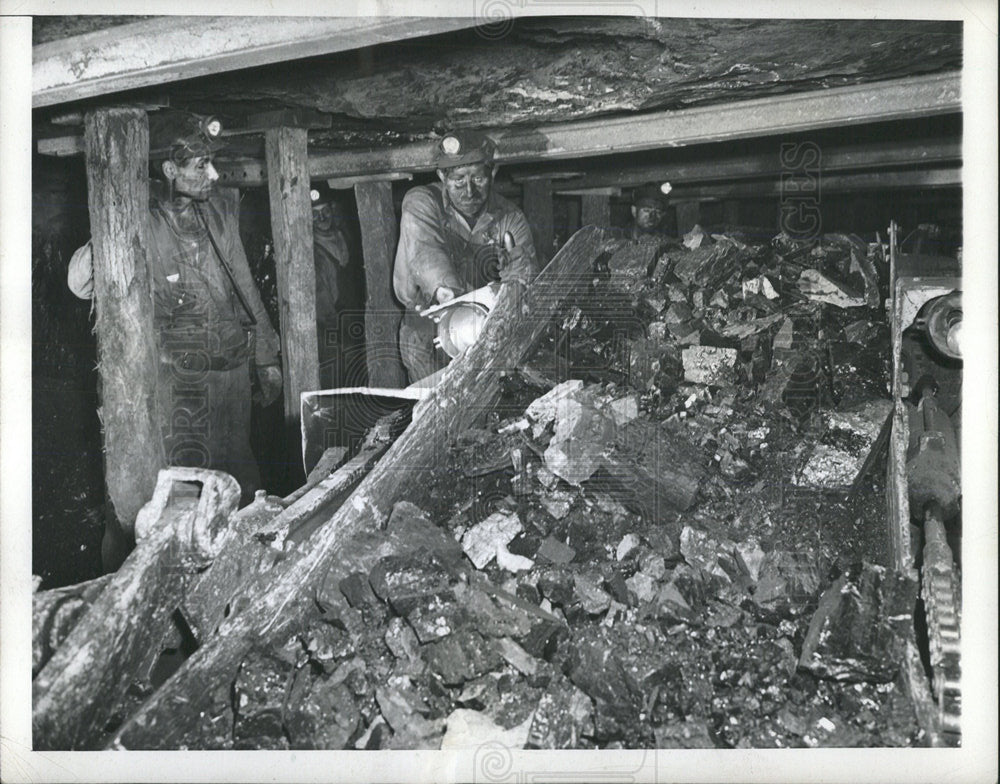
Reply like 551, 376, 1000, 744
148, 111, 225, 162
310, 184, 333, 208
434, 130, 497, 169
632, 182, 671, 210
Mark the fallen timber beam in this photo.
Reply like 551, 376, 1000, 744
180, 438, 394, 642
211, 72, 960, 186
33, 468, 241, 750
32, 574, 115, 677
33, 17, 483, 108
107, 226, 609, 750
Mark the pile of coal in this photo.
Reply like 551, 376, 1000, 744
217, 227, 917, 749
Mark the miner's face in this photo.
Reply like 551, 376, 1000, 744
164, 155, 219, 201
633, 203, 666, 231
312, 202, 334, 232
439, 163, 493, 217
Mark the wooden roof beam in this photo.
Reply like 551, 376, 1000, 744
547, 136, 962, 193
33, 17, 482, 109
665, 167, 962, 201
214, 72, 960, 185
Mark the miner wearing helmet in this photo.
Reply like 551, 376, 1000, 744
629, 182, 673, 241
310, 185, 354, 387
68, 111, 282, 568
392, 129, 538, 383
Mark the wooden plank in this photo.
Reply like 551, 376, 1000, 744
265, 126, 320, 422
37, 135, 84, 156
213, 72, 961, 184
106, 226, 608, 750
34, 17, 483, 108
581, 193, 612, 231
522, 177, 554, 264
83, 108, 164, 534
353, 180, 407, 389
327, 172, 412, 190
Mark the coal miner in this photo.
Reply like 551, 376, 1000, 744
392, 130, 538, 383
629, 182, 673, 241
67, 111, 282, 566
310, 185, 353, 387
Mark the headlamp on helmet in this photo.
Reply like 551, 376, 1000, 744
434, 130, 497, 169
149, 111, 226, 162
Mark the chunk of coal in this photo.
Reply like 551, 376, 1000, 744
683, 346, 738, 386
384, 616, 421, 663
654, 718, 716, 748
302, 619, 354, 667
536, 535, 576, 564
679, 525, 745, 585
661, 563, 710, 611
496, 637, 540, 676
369, 550, 466, 642
625, 571, 658, 604
566, 626, 655, 745
423, 630, 503, 686
526, 676, 595, 749
375, 679, 444, 749
340, 570, 381, 610
573, 572, 613, 615
232, 648, 293, 746
544, 398, 618, 485
799, 562, 917, 682
284, 667, 361, 749
387, 501, 465, 567
461, 510, 522, 569
753, 549, 823, 614
455, 582, 534, 639
538, 567, 575, 606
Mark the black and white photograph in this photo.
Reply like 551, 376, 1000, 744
1, 3, 996, 782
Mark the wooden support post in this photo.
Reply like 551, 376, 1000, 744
675, 200, 701, 237
581, 193, 612, 231
265, 127, 320, 421
354, 180, 407, 388
107, 226, 607, 750
83, 108, 164, 534
522, 178, 554, 264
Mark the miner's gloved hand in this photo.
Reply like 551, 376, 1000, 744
255, 364, 283, 407
497, 231, 531, 288
67, 241, 95, 300
433, 286, 459, 304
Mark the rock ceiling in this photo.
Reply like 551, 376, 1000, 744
35, 17, 961, 152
